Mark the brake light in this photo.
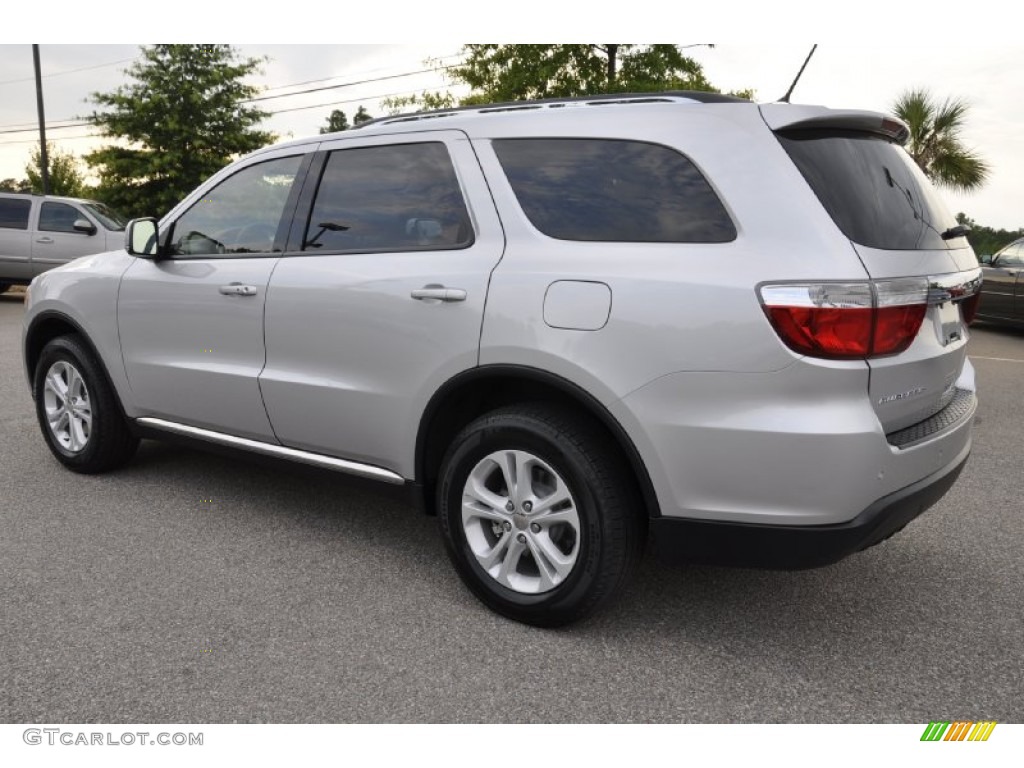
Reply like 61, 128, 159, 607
760, 280, 928, 360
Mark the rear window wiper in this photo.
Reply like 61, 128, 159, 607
940, 224, 971, 240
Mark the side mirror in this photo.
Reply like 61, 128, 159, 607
126, 217, 160, 258
72, 218, 97, 235
978, 254, 993, 265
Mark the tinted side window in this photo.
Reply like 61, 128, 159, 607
777, 130, 959, 251
169, 155, 302, 257
0, 198, 32, 230
492, 138, 736, 243
998, 243, 1024, 266
303, 142, 472, 253
39, 202, 86, 233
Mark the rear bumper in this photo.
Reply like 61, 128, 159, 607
651, 440, 970, 569
612, 358, 977, 528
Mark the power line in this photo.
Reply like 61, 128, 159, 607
259, 52, 462, 93
0, 121, 91, 136
0, 119, 85, 131
0, 132, 102, 146
264, 87, 443, 116
0, 56, 137, 87
0, 62, 457, 133
241, 65, 456, 104
0, 82, 452, 146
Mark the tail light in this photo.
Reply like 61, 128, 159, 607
960, 292, 981, 324
760, 279, 929, 360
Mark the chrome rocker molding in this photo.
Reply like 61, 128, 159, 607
135, 417, 405, 485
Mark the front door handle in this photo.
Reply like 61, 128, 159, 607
411, 285, 467, 302
35, 237, 54, 244
219, 283, 259, 297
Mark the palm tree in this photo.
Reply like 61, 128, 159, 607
891, 89, 989, 192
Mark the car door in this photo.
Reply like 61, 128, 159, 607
0, 196, 35, 281
118, 150, 309, 441
31, 201, 104, 275
259, 131, 505, 476
1006, 245, 1024, 320
980, 242, 1022, 320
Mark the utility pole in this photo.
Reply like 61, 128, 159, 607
32, 44, 50, 195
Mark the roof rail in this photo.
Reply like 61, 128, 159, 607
354, 90, 749, 130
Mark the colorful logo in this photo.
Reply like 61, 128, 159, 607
921, 721, 997, 742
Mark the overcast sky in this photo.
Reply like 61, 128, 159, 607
0, 41, 1020, 230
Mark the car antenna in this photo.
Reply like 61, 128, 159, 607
779, 45, 818, 103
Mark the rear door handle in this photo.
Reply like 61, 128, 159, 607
35, 237, 54, 244
219, 283, 259, 297
411, 285, 467, 302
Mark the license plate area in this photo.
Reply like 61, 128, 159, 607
932, 301, 963, 347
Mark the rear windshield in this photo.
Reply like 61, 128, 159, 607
777, 130, 961, 251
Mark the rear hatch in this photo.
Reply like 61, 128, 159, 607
761, 105, 981, 435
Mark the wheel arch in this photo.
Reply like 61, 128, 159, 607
24, 311, 126, 416
415, 364, 660, 519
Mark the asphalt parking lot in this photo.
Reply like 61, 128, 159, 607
1, 290, 1021, 723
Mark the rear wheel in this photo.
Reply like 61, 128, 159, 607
437, 404, 644, 627
33, 335, 138, 473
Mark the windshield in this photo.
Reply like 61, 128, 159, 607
777, 130, 962, 251
82, 201, 128, 231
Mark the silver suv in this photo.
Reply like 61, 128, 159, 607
22, 93, 981, 626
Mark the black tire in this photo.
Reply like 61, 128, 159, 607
0, 282, 11, 294
33, 335, 139, 474
437, 403, 645, 627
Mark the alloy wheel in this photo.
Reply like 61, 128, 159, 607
42, 360, 92, 453
461, 449, 581, 594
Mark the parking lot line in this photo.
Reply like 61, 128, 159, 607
971, 356, 1024, 364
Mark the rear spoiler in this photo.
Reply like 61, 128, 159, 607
759, 104, 909, 145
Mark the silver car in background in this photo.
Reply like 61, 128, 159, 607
21, 93, 981, 625
0, 193, 128, 293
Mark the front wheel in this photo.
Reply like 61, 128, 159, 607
33, 335, 139, 473
437, 404, 644, 627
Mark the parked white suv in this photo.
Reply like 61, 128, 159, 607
22, 93, 981, 625
0, 193, 128, 293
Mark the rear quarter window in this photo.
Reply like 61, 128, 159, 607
492, 138, 736, 243
0, 198, 32, 230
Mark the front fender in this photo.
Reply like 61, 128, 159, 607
22, 251, 137, 415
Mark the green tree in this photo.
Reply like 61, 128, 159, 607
384, 45, 748, 115
24, 142, 86, 197
955, 212, 1024, 257
353, 106, 373, 125
0, 177, 30, 193
448, 44, 719, 102
85, 45, 273, 218
320, 109, 350, 133
892, 89, 989, 192
382, 91, 456, 115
